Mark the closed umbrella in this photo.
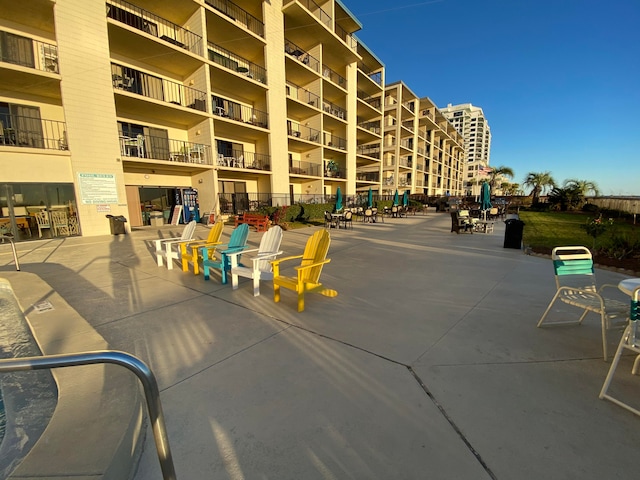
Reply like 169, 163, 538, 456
367, 187, 373, 208
403, 190, 409, 207
335, 187, 343, 212
480, 182, 492, 220
393, 189, 399, 206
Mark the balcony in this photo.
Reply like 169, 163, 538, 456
205, 0, 264, 38
324, 133, 346, 150
402, 120, 414, 132
284, 40, 320, 73
212, 95, 268, 128
208, 42, 266, 83
287, 121, 321, 143
286, 82, 320, 109
215, 149, 270, 171
0, 31, 59, 73
291, 0, 331, 27
107, 0, 203, 55
119, 134, 211, 165
357, 91, 382, 111
357, 145, 380, 159
111, 63, 207, 112
0, 114, 67, 151
356, 172, 380, 183
322, 100, 346, 121
322, 64, 347, 89
289, 159, 322, 176
334, 22, 357, 51
357, 121, 381, 135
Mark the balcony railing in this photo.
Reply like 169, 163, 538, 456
323, 133, 346, 150
287, 122, 321, 143
400, 139, 413, 150
107, 0, 203, 55
218, 192, 284, 215
0, 30, 59, 73
402, 121, 414, 132
205, 0, 264, 37
284, 40, 320, 73
212, 95, 268, 128
421, 109, 434, 119
0, 114, 67, 150
296, 0, 331, 28
402, 101, 415, 113
322, 64, 346, 88
208, 42, 266, 83
289, 159, 322, 176
286, 82, 320, 109
399, 158, 412, 168
358, 121, 380, 135
357, 91, 382, 110
334, 23, 357, 50
359, 64, 382, 87
322, 100, 346, 120
111, 63, 207, 112
356, 172, 380, 182
118, 134, 211, 165
357, 145, 380, 159
215, 149, 270, 170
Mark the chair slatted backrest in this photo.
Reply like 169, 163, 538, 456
181, 220, 197, 240
300, 229, 331, 285
228, 223, 250, 249
256, 226, 283, 273
552, 246, 596, 290
206, 221, 224, 244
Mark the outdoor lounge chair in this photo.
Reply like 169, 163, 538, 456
271, 229, 337, 312
537, 246, 628, 360
599, 285, 640, 417
228, 225, 283, 296
179, 220, 224, 275
155, 220, 197, 269
450, 211, 473, 234
200, 223, 249, 282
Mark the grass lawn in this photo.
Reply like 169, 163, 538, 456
519, 211, 595, 250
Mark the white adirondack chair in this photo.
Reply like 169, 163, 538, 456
228, 226, 283, 296
155, 220, 197, 269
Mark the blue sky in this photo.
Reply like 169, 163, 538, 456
345, 0, 640, 195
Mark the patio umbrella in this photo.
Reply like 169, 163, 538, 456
367, 187, 373, 208
335, 187, 343, 212
393, 189, 399, 206
480, 181, 492, 219
403, 190, 409, 207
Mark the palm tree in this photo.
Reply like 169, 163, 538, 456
488, 165, 514, 190
523, 171, 556, 202
563, 179, 600, 198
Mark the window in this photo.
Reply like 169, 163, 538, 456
0, 31, 35, 68
0, 102, 44, 148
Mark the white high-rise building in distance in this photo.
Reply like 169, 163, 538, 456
440, 103, 492, 196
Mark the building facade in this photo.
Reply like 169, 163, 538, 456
439, 103, 492, 197
0, 0, 461, 241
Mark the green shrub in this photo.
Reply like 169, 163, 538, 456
582, 203, 599, 213
599, 229, 640, 260
300, 203, 333, 221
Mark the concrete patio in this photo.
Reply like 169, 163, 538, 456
1, 212, 639, 479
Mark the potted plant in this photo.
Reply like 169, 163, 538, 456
325, 160, 338, 177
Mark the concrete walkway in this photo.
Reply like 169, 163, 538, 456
1, 213, 639, 479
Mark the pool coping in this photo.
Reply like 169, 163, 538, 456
0, 273, 145, 480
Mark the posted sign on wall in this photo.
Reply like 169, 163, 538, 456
78, 173, 119, 205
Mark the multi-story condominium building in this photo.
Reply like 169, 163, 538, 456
382, 82, 465, 197
0, 0, 457, 242
439, 103, 492, 196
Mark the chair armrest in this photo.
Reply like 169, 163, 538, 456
155, 236, 183, 248
271, 254, 303, 267
294, 258, 331, 273
226, 248, 259, 259
251, 251, 283, 265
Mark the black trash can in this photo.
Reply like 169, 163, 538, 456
106, 214, 127, 235
503, 218, 525, 249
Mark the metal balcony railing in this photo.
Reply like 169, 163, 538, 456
118, 134, 211, 165
218, 192, 286, 214
356, 172, 380, 182
334, 22, 357, 50
357, 91, 382, 110
289, 159, 322, 176
357, 145, 381, 159
107, 0, 203, 55
358, 64, 382, 87
215, 148, 271, 170
358, 121, 381, 135
399, 158, 412, 168
286, 82, 320, 109
208, 42, 266, 83
212, 95, 268, 128
284, 40, 320, 73
1, 113, 67, 150
296, 0, 331, 27
287, 121, 321, 143
402, 121, 414, 132
323, 133, 346, 150
0, 30, 59, 73
402, 101, 415, 113
111, 63, 207, 112
322, 100, 346, 120
205, 0, 264, 37
322, 64, 346, 88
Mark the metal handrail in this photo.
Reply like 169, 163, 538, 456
0, 234, 20, 270
0, 350, 176, 480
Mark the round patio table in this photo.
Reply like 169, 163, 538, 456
618, 278, 640, 296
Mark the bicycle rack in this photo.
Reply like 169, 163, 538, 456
0, 350, 177, 480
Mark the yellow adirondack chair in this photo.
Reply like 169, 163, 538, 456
179, 221, 224, 274
271, 229, 337, 312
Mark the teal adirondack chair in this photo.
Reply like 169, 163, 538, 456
200, 223, 250, 283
